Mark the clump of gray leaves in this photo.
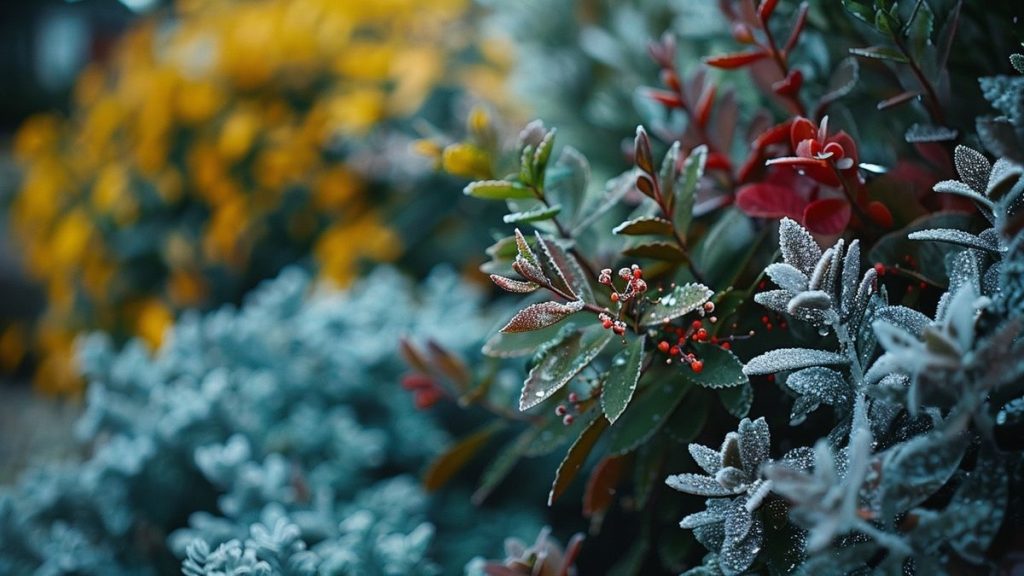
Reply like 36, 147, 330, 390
0, 267, 540, 575
666, 138, 1024, 574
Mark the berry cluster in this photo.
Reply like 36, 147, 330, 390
599, 265, 648, 303
555, 391, 586, 426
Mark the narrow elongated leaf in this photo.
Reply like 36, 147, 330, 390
423, 421, 505, 491
660, 141, 682, 208
675, 146, 707, 236
705, 50, 768, 69
533, 128, 557, 175
464, 180, 535, 200
642, 283, 714, 326
601, 337, 645, 423
548, 416, 609, 506
490, 275, 539, 293
905, 123, 958, 143
536, 233, 593, 302
908, 228, 1002, 253
607, 376, 693, 455
933, 180, 995, 208
501, 300, 585, 333
483, 321, 574, 358
849, 46, 909, 63
472, 426, 539, 504
880, 432, 968, 513
583, 455, 626, 519
743, 348, 849, 376
514, 228, 541, 268
521, 326, 613, 410
503, 204, 562, 224
665, 473, 736, 497
779, 218, 822, 275
623, 241, 687, 261
613, 217, 675, 236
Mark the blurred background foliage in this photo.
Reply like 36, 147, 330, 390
1, 0, 512, 394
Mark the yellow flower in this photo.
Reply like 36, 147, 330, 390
442, 143, 493, 179
135, 298, 174, 349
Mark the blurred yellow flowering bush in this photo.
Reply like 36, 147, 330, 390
8, 0, 511, 394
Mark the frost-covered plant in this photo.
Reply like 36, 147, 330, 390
0, 267, 540, 575
419, 2, 1024, 574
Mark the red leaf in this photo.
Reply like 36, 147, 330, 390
758, 0, 780, 22
634, 126, 655, 174
549, 416, 609, 506
635, 173, 657, 198
706, 152, 733, 172
752, 119, 794, 150
696, 82, 718, 127
736, 183, 808, 220
803, 197, 851, 235
877, 90, 920, 111
645, 88, 684, 108
789, 117, 817, 148
704, 50, 768, 69
772, 69, 803, 97
866, 200, 894, 228
501, 301, 584, 333
583, 456, 626, 519
783, 2, 810, 54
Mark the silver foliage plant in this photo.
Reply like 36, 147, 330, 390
0, 267, 539, 575
665, 145, 1024, 574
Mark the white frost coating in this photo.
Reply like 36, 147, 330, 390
779, 218, 822, 275
954, 145, 992, 193
743, 348, 849, 376
764, 263, 808, 293
908, 228, 1003, 253
500, 300, 584, 333
840, 239, 860, 316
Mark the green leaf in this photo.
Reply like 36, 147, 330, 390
675, 145, 707, 237
464, 180, 536, 200
623, 241, 687, 261
546, 146, 590, 227
601, 337, 645, 423
613, 216, 675, 236
524, 407, 599, 457
693, 207, 756, 287
880, 431, 968, 513
841, 0, 875, 23
664, 390, 711, 443
687, 343, 748, 389
849, 46, 909, 63
503, 204, 562, 224
471, 426, 538, 504
535, 233, 593, 302
483, 320, 575, 358
642, 283, 714, 326
905, 0, 934, 62
548, 415, 609, 506
659, 141, 682, 209
423, 421, 505, 491
533, 128, 557, 176
520, 325, 613, 410
719, 382, 754, 418
606, 375, 693, 456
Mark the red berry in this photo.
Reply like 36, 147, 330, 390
695, 328, 708, 341
563, 414, 575, 426
669, 346, 680, 356
721, 341, 731, 350
874, 263, 885, 276
633, 268, 643, 279
568, 392, 579, 403
692, 320, 703, 330
555, 404, 567, 416
658, 341, 670, 353
602, 319, 613, 329
610, 293, 620, 302
690, 360, 704, 373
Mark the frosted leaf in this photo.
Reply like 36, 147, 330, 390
874, 305, 930, 336
944, 448, 1009, 563
512, 255, 548, 285
954, 145, 991, 192
790, 396, 820, 425
719, 516, 763, 576
641, 283, 714, 326
840, 239, 861, 317
689, 443, 723, 475
723, 499, 754, 543
681, 507, 726, 529
987, 158, 1023, 197
519, 325, 612, 410
779, 218, 822, 275
665, 473, 741, 497
753, 290, 792, 315
808, 248, 833, 292
742, 348, 849, 376
738, 418, 770, 474
905, 123, 958, 142
600, 337, 644, 424
535, 232, 593, 302
720, 433, 742, 470
513, 228, 541, 268
908, 228, 1003, 253
764, 263, 808, 293
879, 432, 967, 513
850, 267, 878, 328
787, 291, 832, 315
933, 180, 995, 209
715, 467, 749, 490
500, 300, 585, 333
489, 275, 540, 294
824, 239, 844, 298
785, 367, 849, 406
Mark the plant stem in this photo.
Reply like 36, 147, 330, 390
890, 34, 947, 127
760, 15, 808, 117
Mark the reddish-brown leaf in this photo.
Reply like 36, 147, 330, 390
398, 338, 431, 374
500, 300, 585, 333
583, 456, 627, 519
704, 50, 768, 69
783, 2, 810, 54
423, 421, 505, 491
548, 416, 609, 506
758, 0, 780, 22
803, 197, 851, 235
635, 173, 657, 198
735, 182, 808, 220
877, 91, 921, 111
490, 274, 540, 294
634, 126, 655, 174
695, 82, 718, 128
